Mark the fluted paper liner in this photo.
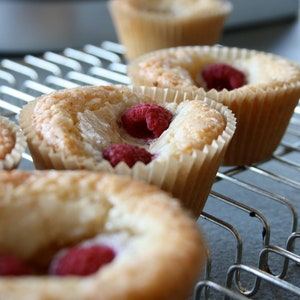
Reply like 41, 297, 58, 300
206, 85, 300, 165
128, 45, 300, 165
108, 0, 232, 61
0, 116, 27, 170
19, 86, 236, 218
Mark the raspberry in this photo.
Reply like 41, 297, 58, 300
103, 143, 153, 167
0, 254, 33, 276
201, 63, 246, 91
50, 244, 116, 276
121, 103, 173, 140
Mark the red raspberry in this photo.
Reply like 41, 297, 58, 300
103, 143, 153, 167
0, 254, 33, 276
201, 63, 246, 91
121, 103, 173, 140
50, 244, 115, 276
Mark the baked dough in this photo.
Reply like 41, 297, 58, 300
0, 170, 206, 300
119, 0, 230, 16
0, 122, 15, 160
0, 116, 26, 170
128, 46, 300, 91
20, 85, 226, 165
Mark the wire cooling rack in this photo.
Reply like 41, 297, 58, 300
0, 41, 299, 300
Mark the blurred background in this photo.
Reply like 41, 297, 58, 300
0, 0, 299, 57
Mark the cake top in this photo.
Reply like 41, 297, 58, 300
23, 85, 226, 166
128, 46, 300, 91
0, 117, 26, 170
0, 121, 15, 160
0, 170, 206, 299
121, 0, 232, 17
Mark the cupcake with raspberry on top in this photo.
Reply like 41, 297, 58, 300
19, 85, 235, 218
0, 170, 207, 299
127, 45, 300, 165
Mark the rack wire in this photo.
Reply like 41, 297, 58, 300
0, 41, 299, 299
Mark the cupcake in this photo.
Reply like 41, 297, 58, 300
0, 116, 26, 170
0, 169, 206, 299
108, 0, 232, 60
127, 45, 300, 165
19, 85, 236, 217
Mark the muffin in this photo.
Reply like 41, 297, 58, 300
19, 85, 236, 217
127, 45, 300, 165
0, 169, 206, 300
0, 116, 26, 170
108, 0, 232, 60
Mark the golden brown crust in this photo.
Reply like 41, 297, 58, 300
128, 46, 300, 91
0, 117, 26, 170
0, 122, 15, 160
20, 85, 226, 162
150, 99, 226, 155
0, 170, 206, 300
119, 0, 232, 17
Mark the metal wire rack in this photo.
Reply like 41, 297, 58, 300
0, 41, 299, 300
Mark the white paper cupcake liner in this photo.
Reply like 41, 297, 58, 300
109, 0, 232, 60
